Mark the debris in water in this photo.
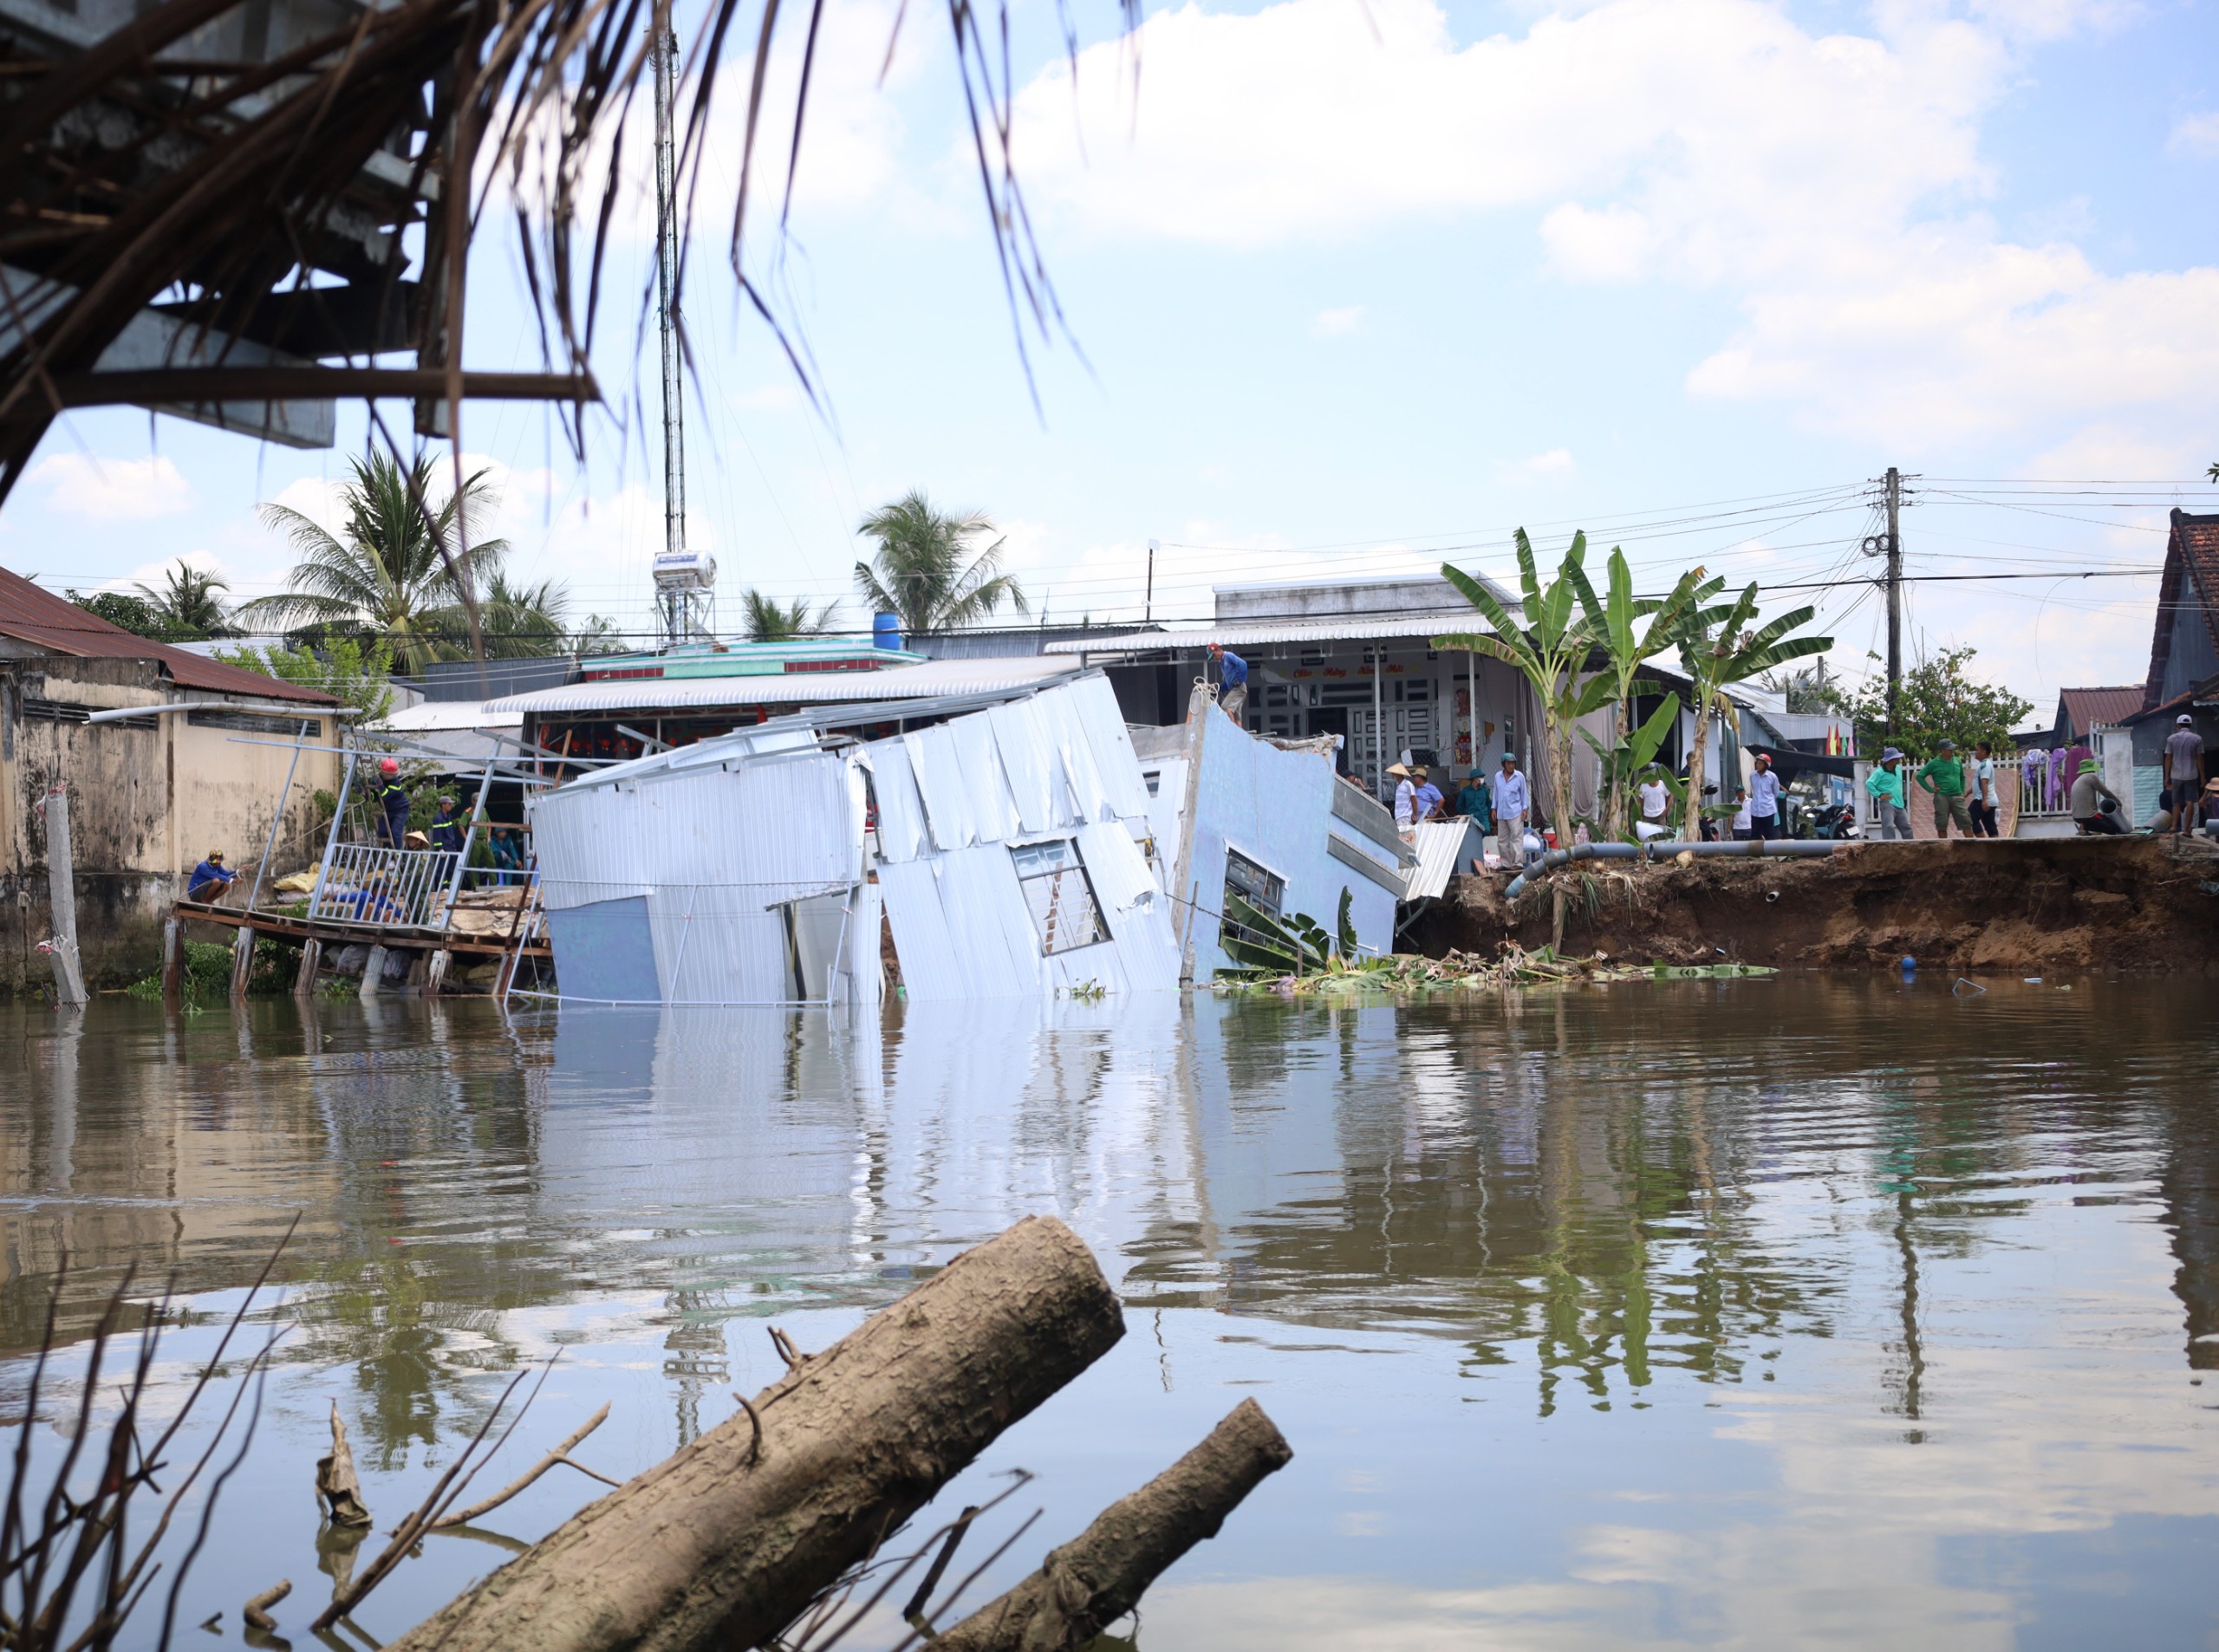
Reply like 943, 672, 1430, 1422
1213, 945, 1776, 997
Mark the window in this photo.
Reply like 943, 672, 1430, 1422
1220, 849, 1285, 951
1011, 838, 1107, 955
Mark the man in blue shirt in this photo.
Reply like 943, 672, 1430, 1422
1454, 771, 1493, 830
1207, 642, 1249, 726
1411, 766, 1445, 822
427, 796, 465, 856
186, 850, 236, 904
374, 756, 412, 849
1489, 752, 1532, 863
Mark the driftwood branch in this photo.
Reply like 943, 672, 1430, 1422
243, 1578, 291, 1630
922, 1399, 1293, 1652
431, 1404, 613, 1530
315, 1401, 372, 1527
385, 1215, 1124, 1652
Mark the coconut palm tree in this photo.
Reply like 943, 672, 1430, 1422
741, 589, 838, 641
241, 452, 509, 673
133, 558, 237, 639
480, 574, 573, 657
853, 491, 1025, 637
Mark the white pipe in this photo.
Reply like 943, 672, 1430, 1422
84, 699, 353, 724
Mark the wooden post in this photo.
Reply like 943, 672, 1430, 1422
230, 925, 256, 1001
358, 944, 386, 1000
161, 917, 184, 1004
42, 784, 87, 1005
294, 937, 322, 997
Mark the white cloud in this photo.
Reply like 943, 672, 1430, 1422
1311, 304, 1367, 336
2170, 111, 2219, 156
1494, 447, 1577, 485
1005, 0, 2219, 454
28, 453, 194, 521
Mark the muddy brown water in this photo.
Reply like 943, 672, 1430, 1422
0, 975, 2214, 1649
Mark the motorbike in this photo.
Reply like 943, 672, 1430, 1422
1806, 801, 1859, 839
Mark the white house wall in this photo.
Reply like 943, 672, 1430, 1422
1182, 708, 1398, 979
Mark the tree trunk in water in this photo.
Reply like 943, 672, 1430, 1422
386, 1216, 1124, 1652
929, 1400, 1293, 1652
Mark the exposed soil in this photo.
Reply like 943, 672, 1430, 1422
1410, 835, 2219, 973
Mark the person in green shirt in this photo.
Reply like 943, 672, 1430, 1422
1864, 746, 1910, 839
1454, 772, 1493, 832
1915, 738, 1974, 837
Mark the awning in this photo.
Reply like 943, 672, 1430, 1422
489, 654, 1079, 715
1751, 745, 1858, 779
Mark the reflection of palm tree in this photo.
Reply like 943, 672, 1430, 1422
133, 558, 237, 638
242, 452, 510, 673
853, 491, 1025, 637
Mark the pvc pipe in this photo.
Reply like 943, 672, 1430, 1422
1505, 836, 1846, 896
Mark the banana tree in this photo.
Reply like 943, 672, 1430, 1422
1675, 584, 1834, 839
1579, 693, 1683, 840
1435, 530, 1603, 836
1568, 550, 1722, 835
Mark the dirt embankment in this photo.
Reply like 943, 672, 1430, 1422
1412, 836, 2219, 973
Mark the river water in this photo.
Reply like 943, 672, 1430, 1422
0, 974, 2214, 1649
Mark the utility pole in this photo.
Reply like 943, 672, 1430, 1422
1884, 465, 1903, 738
1145, 539, 1157, 626
652, 0, 689, 650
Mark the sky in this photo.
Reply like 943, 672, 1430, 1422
3, 0, 2216, 715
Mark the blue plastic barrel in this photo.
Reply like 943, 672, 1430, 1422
873, 613, 903, 651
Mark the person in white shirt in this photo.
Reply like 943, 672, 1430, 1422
1388, 763, 1417, 836
1730, 785, 1754, 840
1635, 767, 1672, 842
1968, 741, 2002, 837
1747, 754, 1784, 840
1488, 752, 1532, 864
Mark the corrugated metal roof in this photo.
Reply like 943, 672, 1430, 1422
0, 567, 335, 703
379, 699, 524, 732
488, 653, 1078, 713
1039, 612, 1502, 655
1403, 818, 1479, 900
2057, 686, 2144, 737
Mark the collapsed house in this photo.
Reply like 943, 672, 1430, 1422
527, 673, 1176, 1005
526, 673, 1408, 1005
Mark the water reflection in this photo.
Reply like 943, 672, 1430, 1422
0, 976, 2212, 1646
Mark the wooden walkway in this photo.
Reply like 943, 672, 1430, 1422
168, 898, 550, 998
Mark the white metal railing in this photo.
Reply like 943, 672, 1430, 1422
309, 843, 462, 929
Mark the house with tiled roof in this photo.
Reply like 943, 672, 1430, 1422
0, 566, 342, 990
2114, 510, 2219, 816
2049, 685, 2146, 746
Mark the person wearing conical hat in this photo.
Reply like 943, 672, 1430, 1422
1387, 762, 1417, 833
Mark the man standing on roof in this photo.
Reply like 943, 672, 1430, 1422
2166, 713, 2205, 837
374, 758, 412, 849
1207, 643, 1248, 726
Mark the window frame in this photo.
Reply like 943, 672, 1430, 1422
1009, 836, 1110, 956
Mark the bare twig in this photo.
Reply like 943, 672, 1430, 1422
429, 1403, 612, 1529
768, 1326, 804, 1370
732, 1392, 763, 1467
310, 1363, 543, 1633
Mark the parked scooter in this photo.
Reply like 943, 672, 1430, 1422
1806, 801, 1859, 839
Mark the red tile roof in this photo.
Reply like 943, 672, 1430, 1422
2056, 686, 2145, 738
0, 566, 335, 704
2144, 511, 2219, 712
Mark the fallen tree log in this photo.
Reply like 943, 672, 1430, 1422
928, 1397, 1292, 1652
387, 1215, 1123, 1652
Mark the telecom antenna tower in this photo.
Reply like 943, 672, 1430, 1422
649, 3, 715, 647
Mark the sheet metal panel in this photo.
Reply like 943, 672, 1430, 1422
1077, 821, 1180, 990
879, 860, 963, 998
490, 654, 1080, 716
989, 699, 1057, 833
904, 725, 973, 851
1041, 687, 1112, 823
951, 712, 1019, 843
867, 739, 930, 862
1404, 818, 1477, 900
1070, 674, 1153, 821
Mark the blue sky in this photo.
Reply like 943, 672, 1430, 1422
3, 0, 2214, 712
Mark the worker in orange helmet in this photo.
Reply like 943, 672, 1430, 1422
374, 756, 412, 849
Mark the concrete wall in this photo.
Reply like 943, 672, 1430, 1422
0, 658, 338, 991
1178, 702, 1399, 978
